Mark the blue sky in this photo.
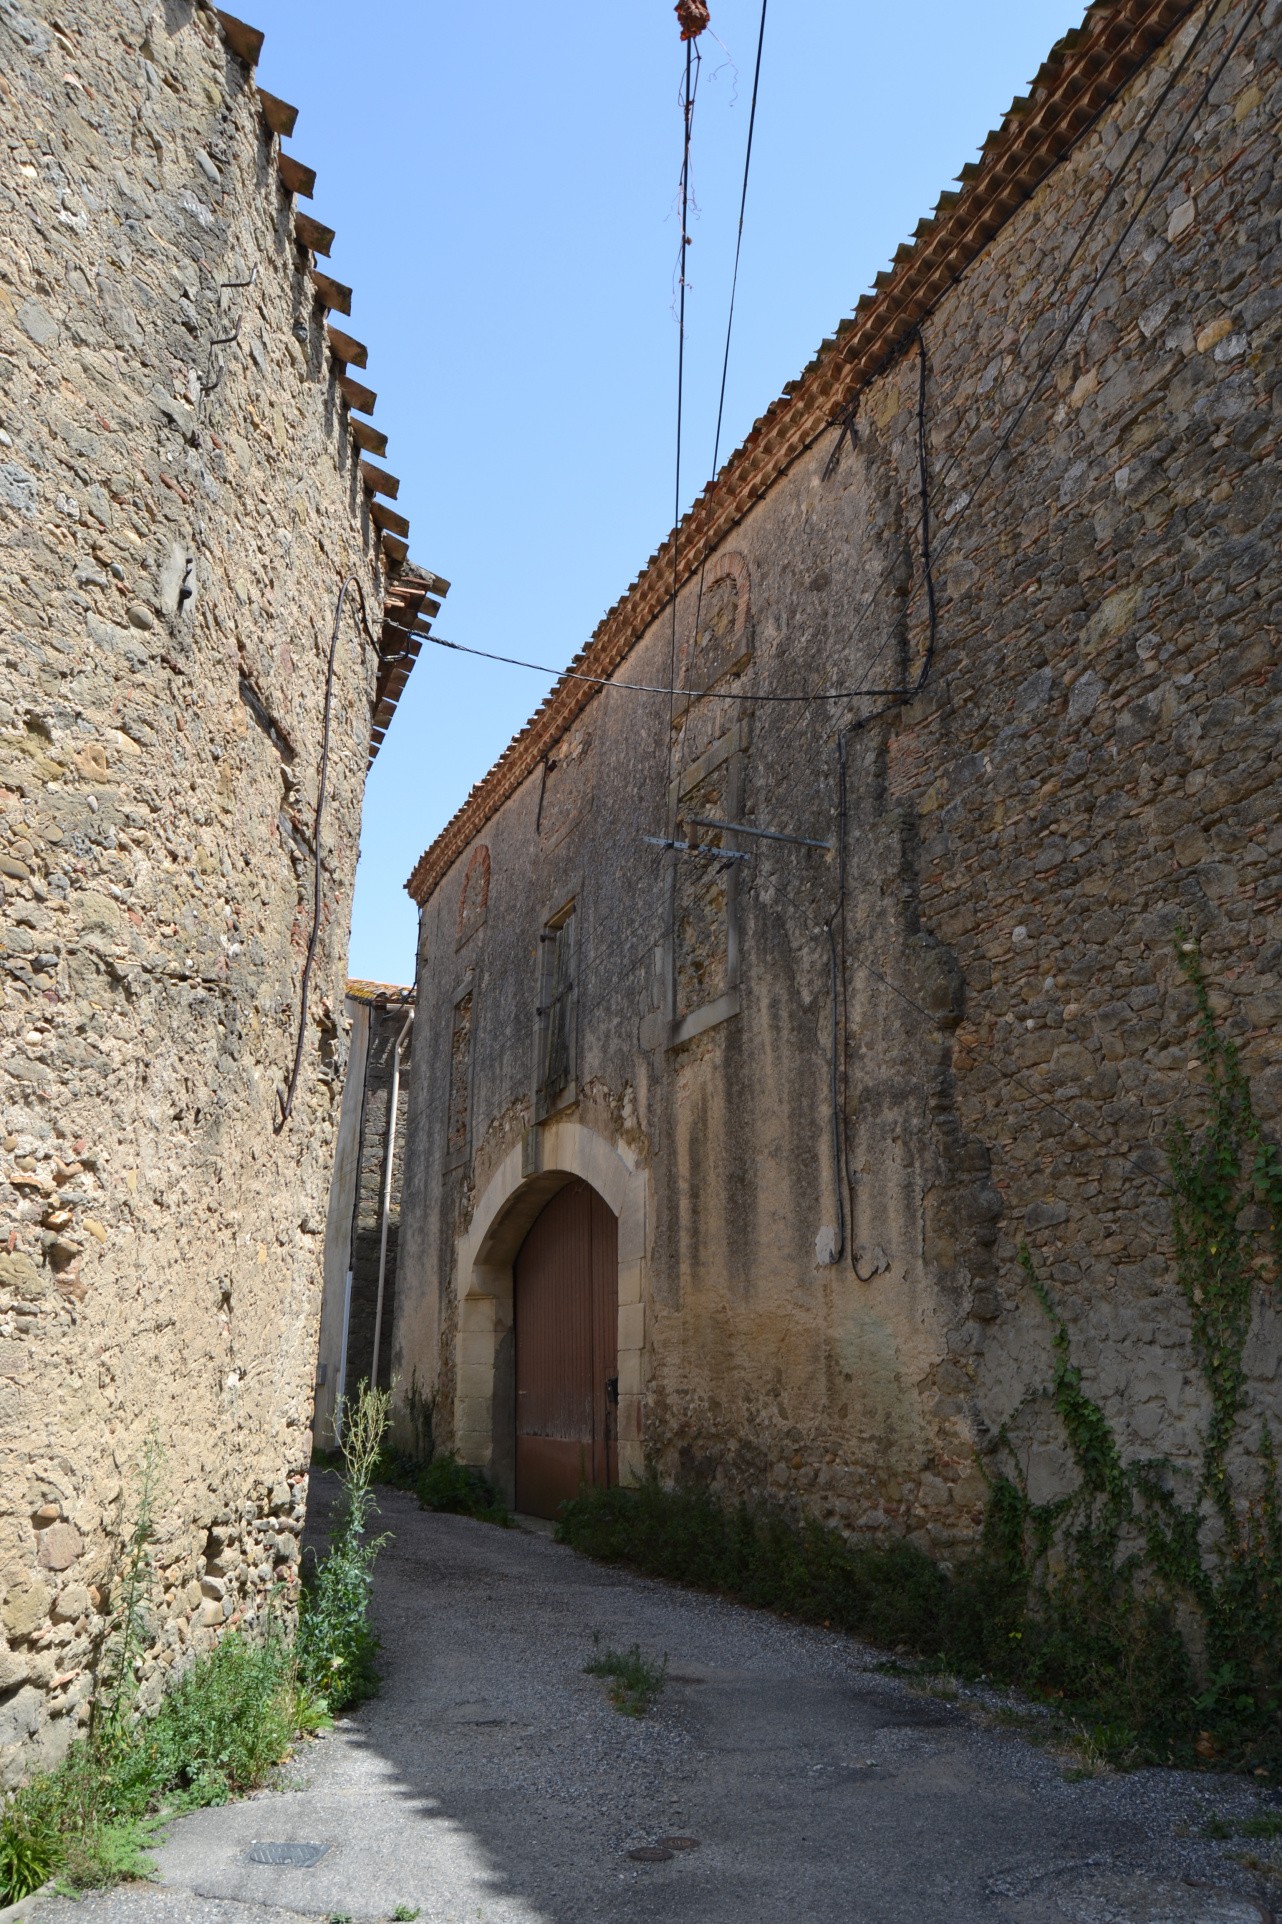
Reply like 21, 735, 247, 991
246, 0, 1085, 985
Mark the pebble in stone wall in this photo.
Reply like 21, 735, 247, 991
0, 0, 390, 1780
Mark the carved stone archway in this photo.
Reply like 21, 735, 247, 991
454, 1121, 648, 1507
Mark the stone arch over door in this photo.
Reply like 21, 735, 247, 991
454, 1120, 648, 1508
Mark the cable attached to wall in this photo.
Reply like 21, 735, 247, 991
910, 324, 937, 699
275, 572, 369, 1133
197, 265, 258, 411
419, 631, 923, 704
822, 321, 937, 1270
823, 725, 849, 1267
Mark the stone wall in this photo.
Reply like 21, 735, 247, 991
396, 0, 1281, 1537
342, 991, 411, 1407
0, 0, 394, 1779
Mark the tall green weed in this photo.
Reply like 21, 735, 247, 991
415, 1452, 510, 1525
0, 1439, 330, 1904
0, 1628, 317, 1902
296, 1381, 392, 1710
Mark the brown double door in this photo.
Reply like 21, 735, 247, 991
514, 1179, 618, 1519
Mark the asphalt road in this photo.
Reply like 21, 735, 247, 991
31, 1479, 1281, 1924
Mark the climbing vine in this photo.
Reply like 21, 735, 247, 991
992, 939, 1282, 1768
1167, 938, 1282, 1511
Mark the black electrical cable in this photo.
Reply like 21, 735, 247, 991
672, 0, 769, 825
824, 910, 846, 1266
764, 861, 1172, 1202
408, 0, 1259, 773
422, 630, 917, 703
665, 35, 700, 753
418, 0, 1260, 1217
711, 0, 767, 493
728, 0, 1249, 798
910, 324, 937, 697
796, 0, 1257, 750
817, 320, 937, 1271
275, 572, 367, 1133
415, 0, 1254, 731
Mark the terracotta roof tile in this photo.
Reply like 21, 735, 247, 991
347, 979, 415, 1006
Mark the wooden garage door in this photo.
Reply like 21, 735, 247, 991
514, 1178, 618, 1519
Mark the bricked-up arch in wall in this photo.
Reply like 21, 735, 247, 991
456, 844, 490, 948
674, 549, 751, 720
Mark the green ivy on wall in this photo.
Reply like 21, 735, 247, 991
989, 939, 1282, 1767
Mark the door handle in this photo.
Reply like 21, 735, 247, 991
606, 1376, 619, 1406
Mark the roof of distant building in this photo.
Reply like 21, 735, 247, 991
346, 980, 416, 1008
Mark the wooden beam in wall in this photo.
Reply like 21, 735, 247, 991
310, 270, 352, 316
371, 501, 410, 538
215, 10, 263, 65
338, 373, 377, 415
326, 324, 368, 369
349, 419, 389, 457
360, 461, 400, 500
278, 154, 316, 199
294, 211, 335, 256
258, 91, 298, 137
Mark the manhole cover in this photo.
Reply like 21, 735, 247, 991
245, 1842, 331, 1867
658, 1837, 701, 1851
628, 1846, 673, 1863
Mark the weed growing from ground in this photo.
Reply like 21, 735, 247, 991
1235, 1851, 1282, 1883
297, 1381, 393, 1711
2, 1388, 401, 1904
0, 1449, 326, 1903
583, 1638, 668, 1717
1205, 1813, 1282, 1841
391, 1904, 421, 1919
415, 1453, 510, 1526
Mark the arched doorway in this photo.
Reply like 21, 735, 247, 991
513, 1178, 618, 1518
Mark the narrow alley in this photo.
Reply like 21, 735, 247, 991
37, 1485, 1271, 1924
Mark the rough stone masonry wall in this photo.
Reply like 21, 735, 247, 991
0, 0, 387, 1780
342, 1001, 411, 1402
397, 0, 1280, 1542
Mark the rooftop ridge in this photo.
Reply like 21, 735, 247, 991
406, 0, 1200, 906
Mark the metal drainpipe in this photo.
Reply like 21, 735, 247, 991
370, 1005, 414, 1390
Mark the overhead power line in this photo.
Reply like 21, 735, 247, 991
420, 630, 910, 703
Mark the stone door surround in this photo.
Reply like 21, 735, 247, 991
454, 1120, 648, 1504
